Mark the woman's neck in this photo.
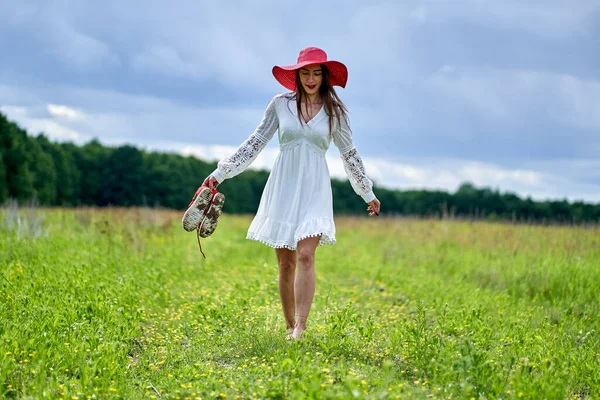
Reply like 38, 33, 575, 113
304, 93, 322, 104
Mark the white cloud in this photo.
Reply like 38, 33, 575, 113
360, 157, 542, 192
355, 156, 600, 202
1, 106, 27, 117
460, 163, 541, 185
1, 105, 81, 141
27, 119, 80, 141
47, 104, 85, 120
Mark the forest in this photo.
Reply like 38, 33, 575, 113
1, 112, 599, 223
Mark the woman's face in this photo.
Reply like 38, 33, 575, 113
299, 64, 322, 97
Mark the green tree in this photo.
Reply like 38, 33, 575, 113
66, 139, 110, 205
37, 136, 80, 205
100, 145, 145, 206
0, 153, 8, 203
25, 135, 57, 205
0, 114, 34, 202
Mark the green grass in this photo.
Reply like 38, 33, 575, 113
1, 208, 599, 399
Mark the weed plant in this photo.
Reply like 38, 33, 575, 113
1, 208, 598, 399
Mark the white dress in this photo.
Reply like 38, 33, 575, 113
211, 93, 376, 250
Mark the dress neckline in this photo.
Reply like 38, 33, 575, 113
300, 103, 324, 125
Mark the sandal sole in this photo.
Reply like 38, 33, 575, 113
182, 188, 213, 232
198, 193, 225, 238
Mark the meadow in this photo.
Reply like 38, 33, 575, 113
1, 207, 599, 399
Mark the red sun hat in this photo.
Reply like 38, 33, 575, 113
272, 47, 348, 91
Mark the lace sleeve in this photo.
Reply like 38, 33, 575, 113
211, 98, 279, 182
332, 114, 376, 203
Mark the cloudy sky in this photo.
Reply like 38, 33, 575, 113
1, 1, 599, 202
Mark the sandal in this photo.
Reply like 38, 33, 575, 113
182, 186, 213, 232
182, 186, 226, 258
197, 192, 225, 238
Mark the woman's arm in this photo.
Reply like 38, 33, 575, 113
332, 114, 376, 203
208, 97, 279, 185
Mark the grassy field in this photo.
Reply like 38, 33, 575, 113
1, 207, 599, 399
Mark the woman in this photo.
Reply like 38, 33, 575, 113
202, 47, 381, 340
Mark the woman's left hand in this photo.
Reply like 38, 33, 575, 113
367, 198, 381, 217
202, 175, 220, 190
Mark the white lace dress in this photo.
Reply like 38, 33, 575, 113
211, 93, 376, 250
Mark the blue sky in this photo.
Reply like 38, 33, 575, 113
1, 1, 599, 202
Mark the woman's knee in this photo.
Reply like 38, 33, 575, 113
297, 248, 315, 267
278, 259, 296, 272
276, 249, 297, 271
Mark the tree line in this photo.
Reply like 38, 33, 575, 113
1, 112, 599, 223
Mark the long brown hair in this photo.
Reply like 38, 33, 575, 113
290, 64, 349, 135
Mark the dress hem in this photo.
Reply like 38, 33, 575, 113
247, 215, 336, 250
246, 233, 336, 250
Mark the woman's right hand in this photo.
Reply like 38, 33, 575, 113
367, 198, 381, 217
202, 175, 220, 190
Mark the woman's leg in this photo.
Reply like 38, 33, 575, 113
276, 248, 297, 333
293, 236, 320, 338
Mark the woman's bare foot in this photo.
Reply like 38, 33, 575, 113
290, 326, 305, 341
285, 327, 294, 341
